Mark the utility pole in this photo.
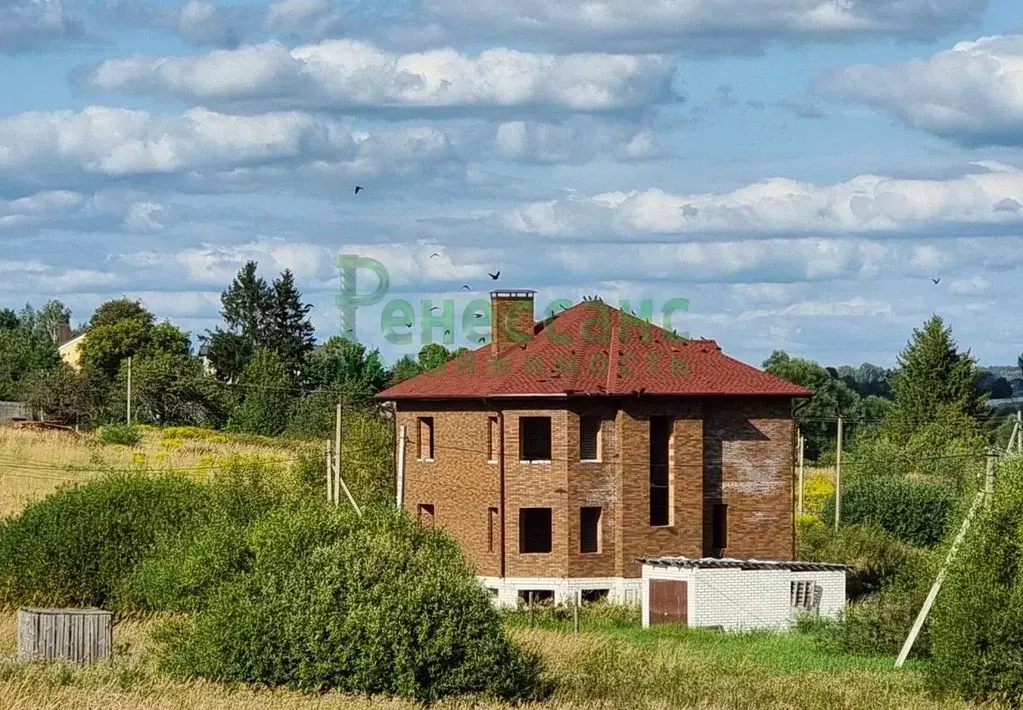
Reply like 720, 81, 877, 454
326, 440, 334, 503
797, 430, 805, 517
331, 401, 362, 517
126, 356, 132, 426
895, 447, 998, 668
834, 415, 843, 531
396, 425, 407, 508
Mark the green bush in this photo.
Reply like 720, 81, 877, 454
99, 423, 142, 446
798, 520, 921, 600
156, 504, 549, 702
0, 475, 213, 609
820, 476, 957, 547
929, 456, 1023, 702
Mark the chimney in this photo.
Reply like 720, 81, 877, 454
56, 321, 72, 347
490, 289, 535, 355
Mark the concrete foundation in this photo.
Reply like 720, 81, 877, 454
478, 576, 642, 608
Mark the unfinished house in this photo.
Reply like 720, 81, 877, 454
376, 290, 809, 606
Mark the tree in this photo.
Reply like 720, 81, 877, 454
308, 337, 388, 405
221, 261, 272, 343
20, 364, 106, 426
991, 377, 1013, 400
763, 350, 860, 460
0, 326, 59, 400
115, 353, 228, 426
229, 349, 293, 436
268, 269, 315, 376
0, 309, 19, 331
1018, 352, 1023, 381
885, 315, 984, 442
202, 330, 252, 384
387, 355, 421, 386
89, 299, 152, 330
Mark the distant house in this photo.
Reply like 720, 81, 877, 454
57, 324, 87, 372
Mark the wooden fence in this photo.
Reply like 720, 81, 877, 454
17, 608, 112, 665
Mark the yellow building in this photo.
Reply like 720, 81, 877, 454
58, 332, 87, 371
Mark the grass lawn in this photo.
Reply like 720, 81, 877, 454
0, 611, 988, 710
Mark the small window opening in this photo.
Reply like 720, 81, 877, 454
519, 507, 552, 553
520, 416, 552, 462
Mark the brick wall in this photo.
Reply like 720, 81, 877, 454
396, 394, 795, 582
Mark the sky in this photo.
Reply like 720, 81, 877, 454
2, 0, 1023, 369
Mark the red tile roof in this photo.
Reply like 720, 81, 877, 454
376, 301, 810, 400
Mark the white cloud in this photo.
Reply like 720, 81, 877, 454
82, 39, 674, 112
0, 105, 462, 186
815, 34, 1023, 146
503, 163, 1023, 238
122, 201, 165, 232
0, 190, 83, 228
423, 0, 985, 51
0, 0, 83, 53
265, 0, 340, 34
493, 119, 664, 164
947, 275, 991, 295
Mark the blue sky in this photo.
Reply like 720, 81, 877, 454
2, 0, 1023, 369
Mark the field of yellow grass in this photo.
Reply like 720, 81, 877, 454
0, 425, 316, 517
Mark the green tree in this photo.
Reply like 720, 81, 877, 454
763, 350, 860, 460
308, 337, 388, 405
229, 349, 293, 436
885, 315, 984, 442
19, 364, 106, 426
116, 353, 227, 426
80, 317, 153, 381
268, 269, 315, 377
0, 327, 60, 400
991, 377, 1013, 400
1018, 352, 1023, 380
387, 354, 421, 386
221, 261, 272, 343
89, 299, 152, 330
0, 309, 19, 331
201, 330, 252, 383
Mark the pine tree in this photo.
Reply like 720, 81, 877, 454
268, 269, 315, 376
220, 261, 273, 344
885, 315, 983, 442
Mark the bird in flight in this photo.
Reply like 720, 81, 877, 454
430, 253, 440, 259
932, 278, 940, 285
403, 321, 412, 328
478, 337, 486, 344
354, 186, 363, 194
474, 311, 484, 318
430, 306, 442, 312
460, 285, 470, 290
488, 271, 500, 280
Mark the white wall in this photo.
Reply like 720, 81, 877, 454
641, 565, 845, 631
478, 576, 642, 608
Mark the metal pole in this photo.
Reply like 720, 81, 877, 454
797, 430, 805, 517
396, 425, 407, 508
529, 591, 535, 627
1018, 410, 1022, 455
895, 448, 998, 668
834, 415, 843, 531
126, 356, 132, 426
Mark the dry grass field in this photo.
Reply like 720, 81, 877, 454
0, 425, 314, 517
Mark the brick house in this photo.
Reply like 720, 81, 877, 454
376, 290, 809, 605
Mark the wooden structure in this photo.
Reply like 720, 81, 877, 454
17, 608, 112, 664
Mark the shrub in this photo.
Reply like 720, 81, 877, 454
156, 504, 549, 701
99, 423, 142, 446
820, 476, 957, 547
928, 456, 1023, 701
228, 349, 293, 436
798, 521, 920, 600
0, 475, 213, 609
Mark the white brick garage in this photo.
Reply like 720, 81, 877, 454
639, 557, 847, 631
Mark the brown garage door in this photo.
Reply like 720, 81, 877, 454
649, 579, 688, 626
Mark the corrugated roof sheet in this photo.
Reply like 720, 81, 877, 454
637, 556, 850, 572
377, 300, 810, 400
